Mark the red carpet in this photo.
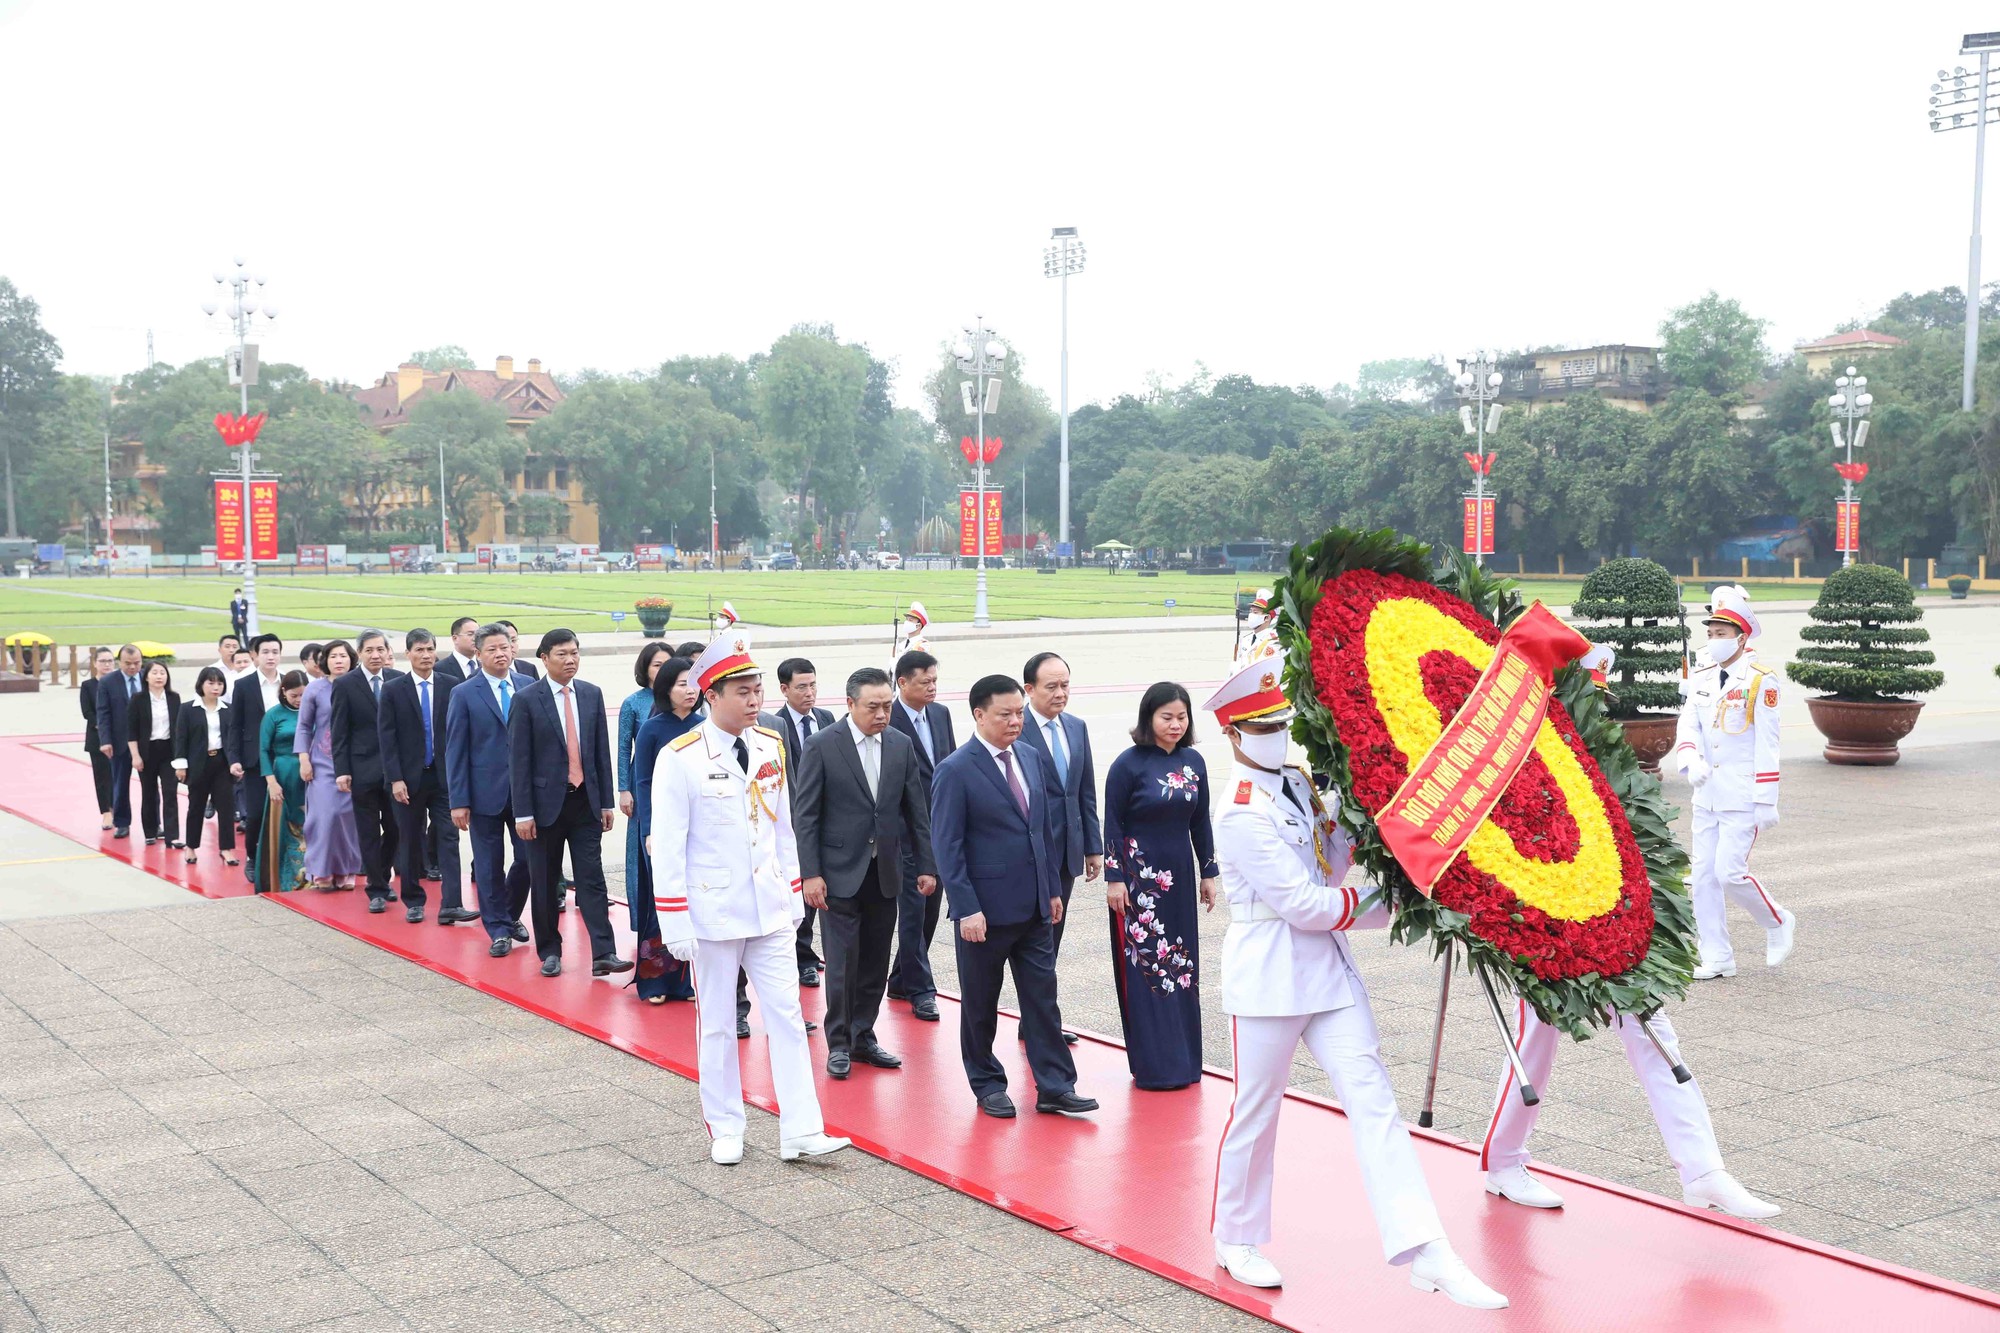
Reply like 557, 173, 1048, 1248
5, 733, 1998, 1331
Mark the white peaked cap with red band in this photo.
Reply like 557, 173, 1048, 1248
712, 601, 739, 631
1703, 584, 1761, 642
693, 628, 760, 693
906, 600, 928, 629
1251, 588, 1273, 615
1204, 655, 1295, 727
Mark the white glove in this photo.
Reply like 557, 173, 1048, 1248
665, 938, 696, 963
1753, 805, 1779, 832
1683, 756, 1712, 789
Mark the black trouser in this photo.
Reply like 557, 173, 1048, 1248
821, 868, 899, 1054
470, 807, 533, 941
352, 779, 400, 900
889, 843, 942, 1000
182, 757, 236, 852
528, 785, 615, 963
394, 766, 461, 912
797, 906, 821, 970
240, 764, 268, 883
1050, 874, 1077, 956
89, 745, 114, 815
108, 748, 133, 828
954, 916, 1076, 1100
135, 740, 179, 842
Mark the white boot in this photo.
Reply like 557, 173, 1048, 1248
1766, 908, 1796, 967
1683, 1169, 1782, 1220
780, 1131, 852, 1161
1485, 1165, 1564, 1209
710, 1135, 744, 1166
1693, 952, 1736, 980
1409, 1239, 1508, 1310
1214, 1241, 1282, 1288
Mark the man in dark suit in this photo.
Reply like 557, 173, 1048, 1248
435, 616, 479, 684
765, 656, 837, 986
229, 589, 249, 644
929, 674, 1096, 1120
225, 634, 285, 884
333, 630, 404, 910
796, 666, 935, 1079
447, 624, 536, 954
507, 628, 629, 979
885, 649, 954, 1021
379, 628, 474, 925
1016, 652, 1104, 965
499, 621, 540, 680
95, 643, 144, 837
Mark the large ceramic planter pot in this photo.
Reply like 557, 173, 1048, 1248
1617, 714, 1679, 774
636, 607, 673, 639
1805, 696, 1924, 766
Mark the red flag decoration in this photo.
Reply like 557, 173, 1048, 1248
959, 436, 1004, 465
1462, 451, 1496, 475
213, 412, 267, 447
1834, 461, 1869, 483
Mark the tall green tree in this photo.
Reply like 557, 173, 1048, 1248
757, 327, 870, 532
17, 375, 110, 544
1132, 456, 1263, 552
407, 344, 474, 371
396, 394, 519, 551
0, 278, 63, 538
1636, 389, 1760, 558
1659, 292, 1769, 397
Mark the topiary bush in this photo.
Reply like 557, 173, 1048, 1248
1787, 563, 1943, 701
1571, 557, 1687, 719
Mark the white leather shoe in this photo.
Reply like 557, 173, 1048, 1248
710, 1135, 744, 1166
1485, 1165, 1564, 1209
1683, 1169, 1782, 1220
1766, 908, 1796, 967
779, 1132, 851, 1161
1409, 1239, 1508, 1310
1692, 954, 1737, 980
1214, 1241, 1282, 1288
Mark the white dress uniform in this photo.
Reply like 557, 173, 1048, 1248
1672, 588, 1789, 973
1210, 758, 1445, 1265
651, 672, 826, 1146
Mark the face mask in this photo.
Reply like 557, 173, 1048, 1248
1235, 728, 1290, 769
1702, 639, 1740, 667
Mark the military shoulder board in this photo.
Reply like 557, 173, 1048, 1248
1234, 780, 1254, 805
669, 731, 702, 752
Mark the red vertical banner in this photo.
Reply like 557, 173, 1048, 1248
248, 481, 279, 562
1835, 500, 1860, 554
958, 489, 1005, 556
214, 481, 246, 561
1462, 494, 1496, 556
982, 490, 1003, 556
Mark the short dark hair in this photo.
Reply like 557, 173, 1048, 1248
142, 661, 171, 689
633, 641, 670, 688
450, 615, 478, 636
229, 648, 251, 664
846, 666, 892, 701
249, 633, 282, 652
356, 629, 388, 652
968, 674, 1021, 713
474, 623, 510, 650
673, 640, 705, 659
777, 657, 815, 686
1023, 651, 1067, 686
299, 642, 323, 666
320, 640, 356, 673
405, 628, 437, 651
652, 657, 694, 715
498, 619, 520, 633
537, 628, 578, 658
194, 665, 229, 696
895, 650, 938, 682
217, 634, 238, 650
278, 669, 309, 696
1131, 681, 1196, 747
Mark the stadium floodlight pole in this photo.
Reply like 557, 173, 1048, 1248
200, 258, 277, 635
1829, 366, 1873, 568
1931, 34, 2000, 411
955, 318, 1006, 627
1454, 351, 1504, 568
1043, 227, 1085, 565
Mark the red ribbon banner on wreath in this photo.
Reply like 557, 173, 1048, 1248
1376, 602, 1591, 892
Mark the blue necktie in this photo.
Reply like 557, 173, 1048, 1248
1046, 718, 1069, 787
420, 679, 433, 767
911, 709, 934, 764
498, 679, 511, 721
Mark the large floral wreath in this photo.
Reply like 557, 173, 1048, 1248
1272, 527, 1696, 1038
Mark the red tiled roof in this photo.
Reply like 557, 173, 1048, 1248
1797, 329, 1907, 350
347, 364, 565, 429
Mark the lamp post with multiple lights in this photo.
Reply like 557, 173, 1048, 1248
955, 320, 1006, 627
200, 259, 278, 636
1043, 227, 1085, 564
1454, 352, 1504, 567
1928, 32, 2000, 411
1829, 366, 1872, 568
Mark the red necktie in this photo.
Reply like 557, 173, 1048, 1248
561, 686, 584, 787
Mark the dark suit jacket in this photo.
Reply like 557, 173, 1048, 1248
446, 669, 534, 816
763, 706, 837, 772
435, 653, 474, 685
1015, 708, 1103, 880
173, 701, 232, 791
96, 669, 144, 750
507, 676, 614, 826
513, 657, 541, 681
225, 671, 277, 774
81, 677, 103, 750
795, 721, 935, 899
378, 670, 456, 787
331, 668, 405, 788
125, 689, 181, 753
928, 739, 1058, 926
887, 698, 955, 788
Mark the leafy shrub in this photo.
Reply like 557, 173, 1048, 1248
1787, 563, 1942, 701
1571, 558, 1686, 718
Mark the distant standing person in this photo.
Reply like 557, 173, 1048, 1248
1015, 651, 1103, 969
884, 649, 954, 1021
125, 661, 181, 847
226, 635, 285, 886
332, 630, 404, 911
766, 656, 836, 986
258, 671, 309, 893
96, 643, 144, 838
173, 666, 239, 867
80, 647, 116, 831
229, 588, 249, 644
295, 640, 363, 891
379, 629, 470, 924
627, 654, 703, 1003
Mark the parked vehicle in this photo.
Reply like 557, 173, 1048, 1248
769, 551, 799, 571
873, 550, 903, 570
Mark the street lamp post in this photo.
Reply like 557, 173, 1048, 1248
200, 258, 278, 635
955, 319, 1007, 628
1829, 365, 1873, 568
1454, 351, 1505, 568
709, 443, 719, 570
1928, 33, 2000, 411
1043, 227, 1085, 564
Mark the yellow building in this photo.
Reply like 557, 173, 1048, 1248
1494, 345, 1667, 416
352, 355, 598, 548
1795, 329, 1906, 378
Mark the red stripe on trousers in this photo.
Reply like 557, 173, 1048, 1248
1479, 998, 1529, 1171
1210, 1016, 1239, 1234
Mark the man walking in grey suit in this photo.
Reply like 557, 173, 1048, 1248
795, 667, 936, 1079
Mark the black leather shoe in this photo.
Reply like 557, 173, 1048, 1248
540, 956, 561, 978
439, 908, 481, 925
885, 988, 908, 1002
979, 1092, 1017, 1119
799, 965, 820, 988
853, 1044, 902, 1069
1035, 1092, 1100, 1118
488, 937, 513, 958
511, 922, 529, 942
911, 999, 940, 1022
592, 955, 634, 976
736, 1017, 751, 1039
367, 897, 388, 914
112, 827, 129, 839
424, 865, 441, 881
827, 1050, 851, 1079
805, 1019, 818, 1032
1062, 1031, 1079, 1046
405, 906, 425, 924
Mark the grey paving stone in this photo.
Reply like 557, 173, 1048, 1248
349, 1243, 517, 1303
535, 1254, 698, 1315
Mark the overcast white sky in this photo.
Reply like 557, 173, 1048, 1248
3, 1, 1995, 412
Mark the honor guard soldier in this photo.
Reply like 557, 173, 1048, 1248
1673, 585, 1796, 979
1233, 588, 1279, 667
1204, 659, 1506, 1310
897, 600, 930, 659
651, 629, 850, 1167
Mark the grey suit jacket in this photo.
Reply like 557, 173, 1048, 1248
793, 720, 935, 899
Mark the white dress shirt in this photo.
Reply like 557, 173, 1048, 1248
482, 668, 514, 712
973, 734, 1031, 811
148, 694, 171, 740
789, 706, 819, 743
258, 669, 281, 710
